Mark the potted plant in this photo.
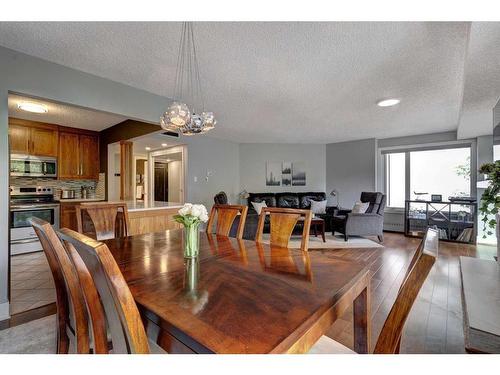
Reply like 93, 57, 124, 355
478, 160, 500, 261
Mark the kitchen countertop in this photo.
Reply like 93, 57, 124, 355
55, 198, 106, 203
124, 200, 183, 212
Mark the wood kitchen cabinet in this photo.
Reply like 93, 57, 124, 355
58, 130, 99, 180
9, 118, 58, 157
58, 132, 80, 179
60, 203, 78, 231
79, 134, 100, 179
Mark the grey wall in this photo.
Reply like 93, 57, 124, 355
239, 143, 326, 194
0, 46, 239, 318
325, 139, 377, 208
185, 136, 240, 208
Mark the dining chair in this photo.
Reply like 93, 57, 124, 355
29, 217, 92, 354
57, 227, 152, 354
76, 202, 129, 241
206, 204, 248, 239
309, 227, 439, 354
255, 207, 312, 251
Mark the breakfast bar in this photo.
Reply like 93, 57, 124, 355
125, 201, 184, 235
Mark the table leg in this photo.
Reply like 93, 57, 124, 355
353, 284, 370, 353
321, 220, 326, 242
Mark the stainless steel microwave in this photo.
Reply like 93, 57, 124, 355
10, 154, 57, 178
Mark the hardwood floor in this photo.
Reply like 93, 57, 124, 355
324, 232, 496, 354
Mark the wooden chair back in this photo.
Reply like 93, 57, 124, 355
206, 204, 248, 239
373, 228, 439, 354
29, 217, 90, 354
255, 207, 312, 251
76, 202, 129, 241
57, 228, 150, 354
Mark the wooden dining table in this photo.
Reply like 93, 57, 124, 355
103, 230, 371, 354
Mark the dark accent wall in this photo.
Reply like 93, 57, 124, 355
99, 119, 160, 199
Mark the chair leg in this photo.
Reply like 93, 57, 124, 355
344, 233, 348, 241
56, 317, 70, 354
377, 234, 384, 243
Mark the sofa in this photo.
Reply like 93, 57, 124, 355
331, 192, 386, 242
242, 192, 337, 240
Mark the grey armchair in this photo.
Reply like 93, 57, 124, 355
331, 192, 386, 242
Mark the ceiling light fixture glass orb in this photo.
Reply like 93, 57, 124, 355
161, 102, 191, 130
201, 111, 216, 130
18, 102, 48, 113
160, 23, 216, 136
377, 98, 400, 107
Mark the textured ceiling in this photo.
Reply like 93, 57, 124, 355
8, 93, 127, 130
0, 22, 498, 143
458, 22, 500, 139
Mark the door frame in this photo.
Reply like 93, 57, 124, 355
148, 145, 186, 204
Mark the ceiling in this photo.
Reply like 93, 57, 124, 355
8, 93, 128, 130
130, 131, 182, 153
0, 22, 499, 143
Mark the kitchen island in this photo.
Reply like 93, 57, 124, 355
124, 200, 184, 235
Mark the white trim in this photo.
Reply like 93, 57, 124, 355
0, 301, 9, 321
378, 138, 474, 153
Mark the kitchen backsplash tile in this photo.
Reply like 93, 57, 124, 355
10, 177, 105, 200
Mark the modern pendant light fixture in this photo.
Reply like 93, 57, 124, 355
160, 22, 216, 135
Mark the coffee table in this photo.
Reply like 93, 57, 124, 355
310, 217, 326, 242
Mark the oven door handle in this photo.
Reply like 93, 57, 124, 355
11, 204, 60, 210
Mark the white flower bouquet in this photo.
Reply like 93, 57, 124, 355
174, 203, 209, 258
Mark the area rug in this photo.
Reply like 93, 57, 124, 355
260, 234, 383, 249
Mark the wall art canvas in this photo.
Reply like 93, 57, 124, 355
292, 162, 306, 186
266, 162, 281, 186
281, 162, 292, 186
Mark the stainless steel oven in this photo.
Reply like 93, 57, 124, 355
10, 154, 57, 178
10, 186, 60, 255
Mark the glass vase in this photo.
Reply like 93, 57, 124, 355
183, 224, 200, 258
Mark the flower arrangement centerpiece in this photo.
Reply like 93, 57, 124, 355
174, 203, 209, 258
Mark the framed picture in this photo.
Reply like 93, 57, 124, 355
292, 162, 306, 186
282, 162, 292, 186
266, 162, 281, 186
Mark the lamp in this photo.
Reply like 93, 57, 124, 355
330, 189, 340, 208
239, 190, 250, 205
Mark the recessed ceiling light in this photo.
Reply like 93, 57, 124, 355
145, 147, 151, 151
377, 98, 400, 107
18, 102, 48, 113
161, 143, 167, 147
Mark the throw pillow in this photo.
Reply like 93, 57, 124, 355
352, 201, 370, 214
310, 199, 327, 214
251, 201, 267, 215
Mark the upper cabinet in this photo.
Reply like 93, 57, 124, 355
58, 130, 99, 180
8, 118, 100, 181
9, 118, 58, 157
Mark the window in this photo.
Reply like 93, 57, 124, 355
494, 144, 500, 161
383, 146, 471, 208
385, 153, 405, 208
410, 148, 470, 200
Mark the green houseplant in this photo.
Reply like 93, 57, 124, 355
478, 160, 500, 237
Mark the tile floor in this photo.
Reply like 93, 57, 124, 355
10, 251, 56, 315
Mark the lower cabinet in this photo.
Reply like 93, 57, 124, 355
60, 203, 78, 231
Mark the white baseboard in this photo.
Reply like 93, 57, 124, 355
0, 301, 10, 321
